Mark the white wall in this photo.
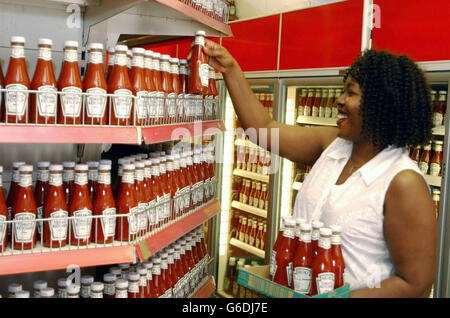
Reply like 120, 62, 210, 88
233, 0, 348, 21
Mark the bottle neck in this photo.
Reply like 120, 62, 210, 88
318, 236, 331, 250
282, 226, 295, 239
132, 55, 144, 68
135, 169, 144, 182
74, 171, 88, 186
37, 169, 49, 182
97, 171, 111, 185
11, 44, 25, 59
49, 172, 63, 187
114, 52, 128, 67
64, 48, 78, 63
38, 46, 52, 62
19, 173, 33, 189
88, 50, 103, 65
121, 170, 135, 184
331, 233, 341, 246
144, 57, 153, 70
63, 169, 75, 182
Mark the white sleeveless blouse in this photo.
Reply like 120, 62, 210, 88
293, 137, 425, 291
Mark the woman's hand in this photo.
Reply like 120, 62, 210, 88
187, 39, 237, 75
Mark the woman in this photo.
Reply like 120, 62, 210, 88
195, 40, 437, 297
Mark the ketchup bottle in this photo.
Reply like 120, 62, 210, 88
7, 162, 25, 231
297, 89, 307, 118
161, 55, 176, 124
134, 161, 148, 238
270, 215, 291, 281
188, 31, 209, 121
136, 266, 148, 298
58, 41, 83, 125
43, 164, 69, 248
168, 58, 182, 123
92, 164, 116, 244
115, 163, 138, 241
130, 47, 148, 126
173, 152, 186, 219
273, 218, 296, 288
0, 167, 7, 252
244, 218, 253, 244
161, 252, 174, 297
419, 143, 432, 175
62, 161, 75, 206
208, 66, 219, 120
167, 248, 180, 294
173, 244, 186, 298
106, 47, 114, 83
12, 165, 37, 250
143, 159, 156, 234
312, 220, 324, 257
108, 45, 133, 126
312, 89, 321, 118
304, 89, 314, 117
430, 141, 444, 177
69, 164, 93, 246
330, 225, 345, 289
193, 148, 205, 207
201, 148, 211, 201
152, 257, 167, 298
325, 89, 334, 118
149, 157, 162, 232
143, 261, 156, 298
249, 219, 258, 247
87, 161, 99, 203
255, 222, 264, 250
152, 53, 165, 125
34, 161, 50, 239
4, 36, 30, 124
30, 38, 57, 124
184, 237, 197, 293
239, 217, 247, 242
167, 155, 181, 223
84, 43, 108, 125
179, 239, 191, 296
259, 184, 268, 210
179, 59, 189, 122
159, 154, 171, 227
115, 158, 130, 198
127, 272, 140, 298
144, 50, 157, 125
207, 145, 216, 198
180, 150, 193, 214
292, 223, 313, 294
311, 228, 335, 296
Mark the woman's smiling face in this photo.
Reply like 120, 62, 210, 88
335, 76, 364, 143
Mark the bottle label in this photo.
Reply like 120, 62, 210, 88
136, 91, 148, 120
128, 206, 139, 235
13, 170, 20, 183
433, 113, 443, 127
5, 84, 29, 117
152, 59, 160, 71
61, 86, 82, 117
293, 267, 312, 294
286, 262, 293, 287
0, 215, 6, 245
148, 200, 157, 226
11, 45, 25, 59
244, 233, 249, 244
144, 58, 153, 70
249, 235, 255, 246
170, 64, 179, 75
87, 51, 102, 64
183, 186, 191, 211
139, 276, 147, 287
430, 163, 441, 176
38, 170, 50, 182
167, 93, 177, 118
104, 283, 115, 296
97, 172, 111, 185
138, 203, 148, 231
49, 210, 69, 241
101, 208, 116, 238
132, 56, 144, 68
301, 233, 312, 243
128, 281, 139, 293
14, 212, 36, 244
318, 237, 331, 250
297, 106, 304, 117
316, 272, 335, 295
312, 106, 319, 117
63, 170, 74, 182
112, 89, 133, 119
64, 49, 78, 62
163, 193, 171, 220
283, 228, 295, 239
195, 36, 205, 47
88, 169, 98, 181
152, 265, 161, 276
332, 107, 338, 118
260, 237, 265, 249
418, 162, 429, 175
331, 234, 340, 245
319, 106, 326, 118
312, 229, 320, 241
304, 105, 312, 117
325, 107, 332, 118
269, 250, 277, 276
19, 174, 33, 188
199, 64, 209, 87
147, 91, 157, 119
156, 91, 165, 118
161, 61, 170, 73
86, 88, 107, 118
115, 53, 127, 66
72, 209, 92, 240
75, 172, 88, 186
115, 289, 127, 298
35, 85, 58, 117
122, 172, 134, 184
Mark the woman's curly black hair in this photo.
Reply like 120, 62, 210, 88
344, 49, 433, 149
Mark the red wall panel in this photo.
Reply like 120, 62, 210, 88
372, 0, 450, 62
222, 15, 280, 72
279, 0, 364, 70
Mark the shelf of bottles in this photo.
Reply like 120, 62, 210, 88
174, 0, 231, 24
229, 238, 265, 259
0, 35, 224, 144
0, 140, 220, 276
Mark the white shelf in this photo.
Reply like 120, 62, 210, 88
233, 169, 269, 183
292, 182, 303, 191
231, 201, 267, 218
229, 238, 265, 259
425, 175, 442, 187
297, 116, 337, 127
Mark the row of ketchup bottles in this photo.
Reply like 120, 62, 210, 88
0, 145, 216, 251
179, 0, 228, 22
0, 31, 219, 125
238, 178, 268, 211
233, 213, 267, 250
235, 139, 272, 175
269, 216, 345, 296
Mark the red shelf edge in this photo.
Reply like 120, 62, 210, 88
154, 0, 232, 36
191, 276, 216, 298
0, 125, 141, 144
0, 245, 134, 276
135, 199, 221, 261
141, 121, 226, 144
